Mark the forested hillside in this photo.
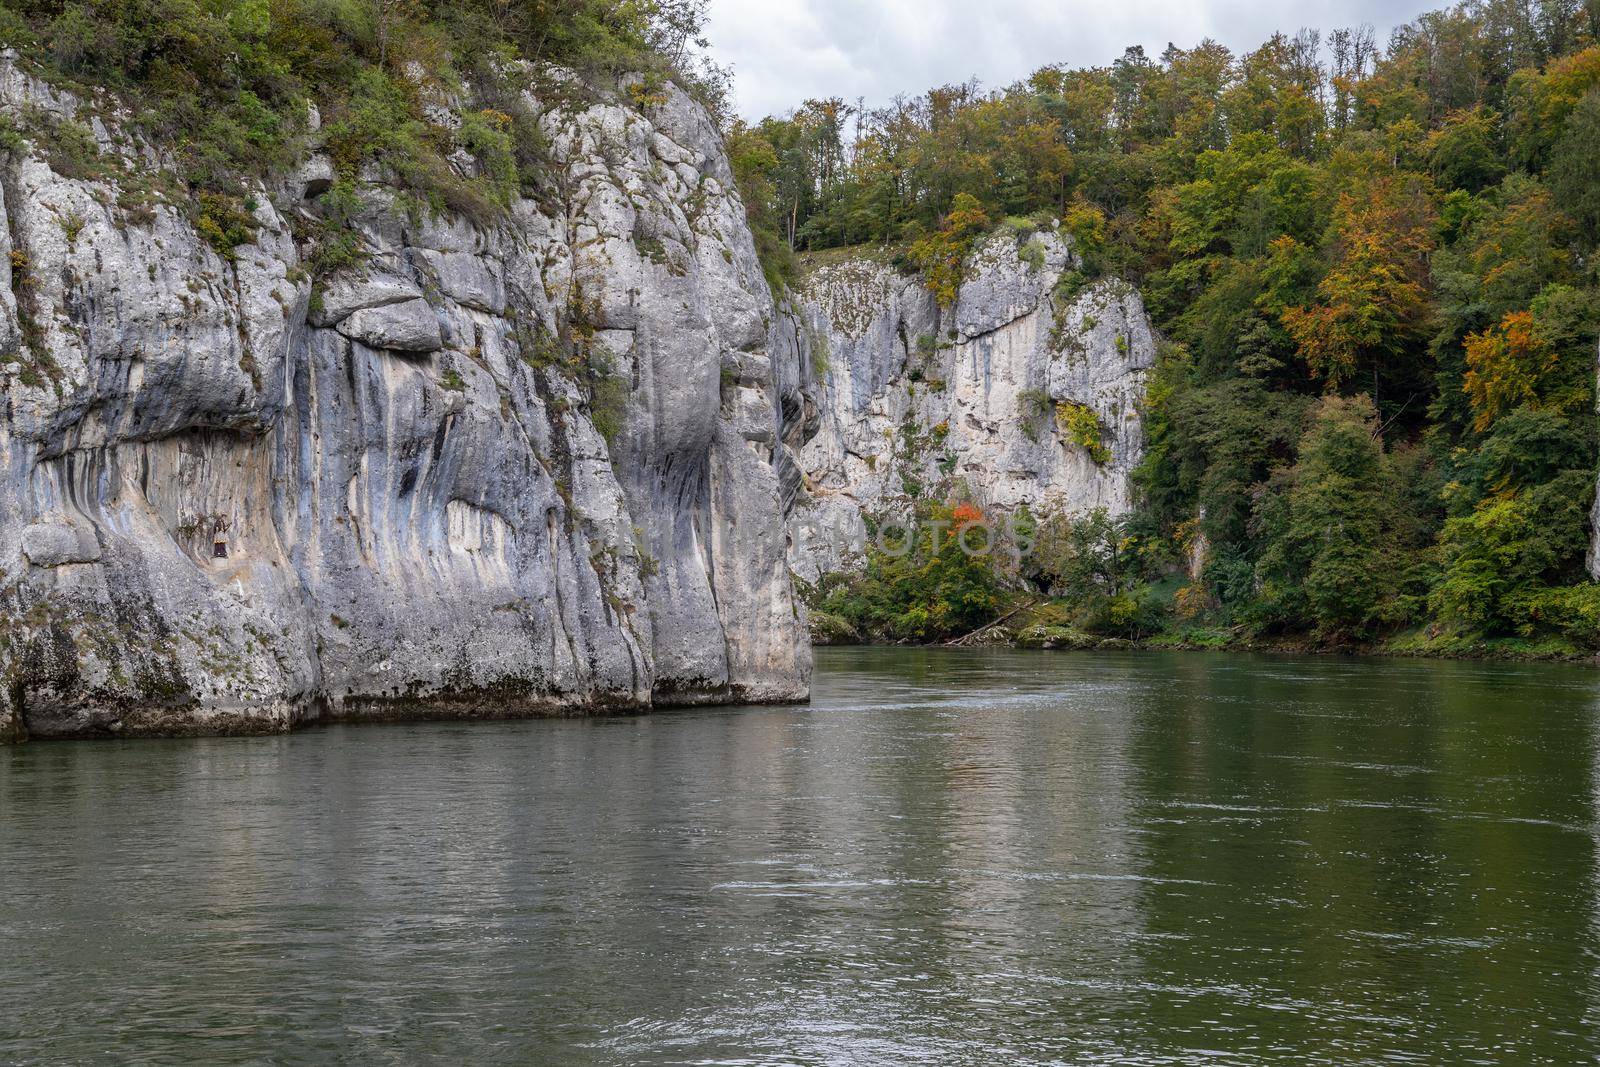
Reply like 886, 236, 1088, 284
733, 2, 1600, 655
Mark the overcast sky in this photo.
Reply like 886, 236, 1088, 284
706, 0, 1444, 122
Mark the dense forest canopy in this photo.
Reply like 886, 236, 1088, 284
737, 0, 1600, 652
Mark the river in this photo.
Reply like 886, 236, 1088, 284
4, 648, 1600, 1063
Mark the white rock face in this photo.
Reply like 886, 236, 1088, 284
787, 228, 1156, 582
336, 297, 445, 352
0, 58, 813, 741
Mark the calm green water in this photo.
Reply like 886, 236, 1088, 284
5, 649, 1600, 1064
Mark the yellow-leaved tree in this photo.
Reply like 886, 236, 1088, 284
1462, 311, 1559, 431
907, 193, 992, 307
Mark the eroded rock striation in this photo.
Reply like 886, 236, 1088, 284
786, 228, 1157, 582
0, 57, 813, 742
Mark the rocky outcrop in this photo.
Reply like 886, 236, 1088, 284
0, 56, 813, 741
786, 228, 1156, 581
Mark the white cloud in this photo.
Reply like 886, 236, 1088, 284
707, 0, 1443, 121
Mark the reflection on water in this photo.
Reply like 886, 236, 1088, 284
4, 648, 1600, 1063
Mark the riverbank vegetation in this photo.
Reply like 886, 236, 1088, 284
753, 1, 1600, 658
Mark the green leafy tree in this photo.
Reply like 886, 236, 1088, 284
1548, 87, 1600, 239
814, 501, 1005, 641
1254, 396, 1395, 636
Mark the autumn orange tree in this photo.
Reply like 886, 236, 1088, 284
1281, 180, 1435, 394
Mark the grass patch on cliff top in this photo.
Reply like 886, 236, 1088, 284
0, 0, 726, 230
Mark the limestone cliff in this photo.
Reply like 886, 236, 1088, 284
0, 55, 812, 742
786, 227, 1157, 582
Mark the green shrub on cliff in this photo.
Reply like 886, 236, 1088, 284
0, 0, 722, 225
